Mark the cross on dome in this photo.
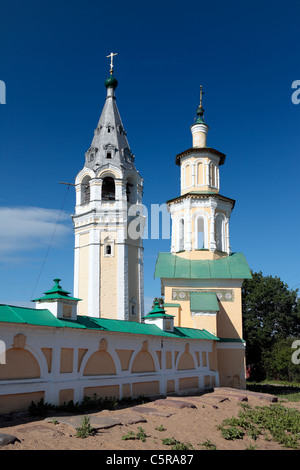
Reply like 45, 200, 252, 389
106, 52, 118, 74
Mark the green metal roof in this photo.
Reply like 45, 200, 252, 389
33, 278, 81, 302
0, 305, 64, 328
142, 301, 174, 319
0, 304, 219, 341
154, 252, 252, 280
190, 292, 220, 312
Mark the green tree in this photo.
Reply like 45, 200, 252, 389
152, 297, 164, 308
242, 271, 300, 380
262, 338, 300, 382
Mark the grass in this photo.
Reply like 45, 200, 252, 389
28, 393, 150, 416
75, 416, 95, 438
162, 437, 194, 450
247, 381, 300, 402
122, 427, 148, 442
218, 402, 300, 449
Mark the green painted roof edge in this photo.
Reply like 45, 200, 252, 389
154, 252, 252, 280
142, 313, 174, 319
0, 305, 219, 341
33, 294, 81, 302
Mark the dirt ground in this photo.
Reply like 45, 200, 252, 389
0, 387, 299, 452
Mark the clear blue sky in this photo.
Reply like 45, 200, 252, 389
1, 0, 300, 312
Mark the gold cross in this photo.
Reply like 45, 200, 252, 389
106, 52, 118, 74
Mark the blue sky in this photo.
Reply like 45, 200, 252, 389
1, 0, 300, 312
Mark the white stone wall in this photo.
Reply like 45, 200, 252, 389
0, 322, 219, 411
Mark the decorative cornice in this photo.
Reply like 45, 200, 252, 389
175, 147, 226, 166
167, 192, 236, 209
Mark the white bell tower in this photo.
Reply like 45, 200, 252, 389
168, 88, 234, 260
72, 55, 144, 321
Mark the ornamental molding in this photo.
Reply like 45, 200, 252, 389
172, 288, 234, 302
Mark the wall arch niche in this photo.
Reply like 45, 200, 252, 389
0, 348, 41, 380
83, 350, 116, 376
177, 347, 195, 371
131, 350, 156, 373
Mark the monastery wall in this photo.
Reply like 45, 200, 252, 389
0, 322, 219, 414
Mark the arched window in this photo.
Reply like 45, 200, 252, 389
196, 161, 204, 186
102, 176, 115, 201
126, 178, 136, 204
184, 163, 192, 188
177, 218, 185, 251
196, 216, 206, 249
81, 176, 91, 204
216, 214, 226, 252
209, 163, 216, 188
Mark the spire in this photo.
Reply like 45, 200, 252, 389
190, 85, 209, 148
84, 53, 135, 171
195, 85, 205, 123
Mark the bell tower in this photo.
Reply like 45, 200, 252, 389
168, 88, 235, 259
72, 54, 144, 321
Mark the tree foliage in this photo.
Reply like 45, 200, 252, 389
242, 271, 300, 380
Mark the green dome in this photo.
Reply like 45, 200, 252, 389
195, 105, 205, 123
105, 74, 118, 90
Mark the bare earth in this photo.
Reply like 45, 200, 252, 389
0, 387, 299, 452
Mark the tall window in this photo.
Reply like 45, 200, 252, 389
81, 176, 91, 204
209, 163, 216, 188
102, 176, 115, 201
178, 218, 185, 251
216, 215, 226, 252
184, 164, 192, 188
196, 161, 204, 186
196, 216, 205, 249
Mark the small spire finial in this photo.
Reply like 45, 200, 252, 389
195, 85, 205, 123
106, 52, 118, 75
200, 85, 204, 108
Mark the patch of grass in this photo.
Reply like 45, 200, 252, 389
199, 438, 217, 450
122, 427, 148, 442
218, 402, 300, 449
75, 415, 94, 438
155, 424, 166, 432
162, 437, 193, 450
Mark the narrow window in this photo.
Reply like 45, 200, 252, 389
178, 218, 185, 251
197, 217, 205, 249
106, 244, 111, 255
81, 176, 91, 204
216, 215, 225, 252
210, 163, 216, 187
107, 152, 112, 159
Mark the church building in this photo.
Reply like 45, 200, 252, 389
0, 57, 251, 414
154, 89, 252, 388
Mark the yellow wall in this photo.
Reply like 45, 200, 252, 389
163, 285, 243, 339
100, 231, 118, 319
77, 232, 89, 315
217, 348, 246, 389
